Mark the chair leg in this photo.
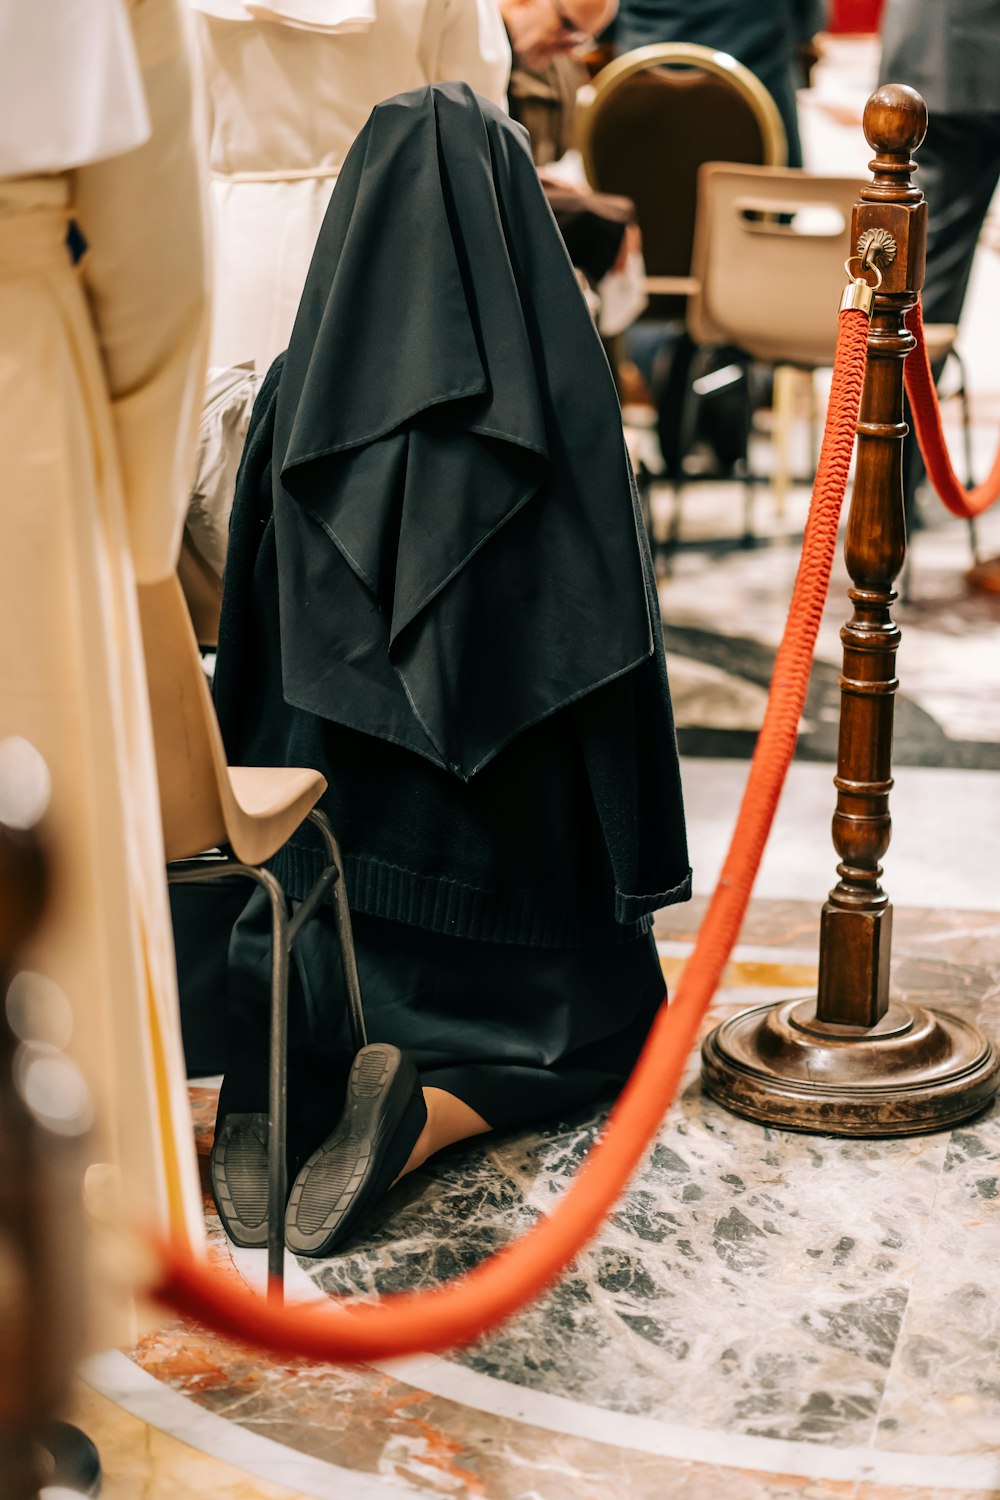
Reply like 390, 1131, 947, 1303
953, 351, 981, 566
307, 809, 367, 1054
665, 478, 683, 567
168, 832, 364, 1296
741, 482, 755, 545
771, 364, 796, 524
808, 371, 820, 479
257, 868, 290, 1301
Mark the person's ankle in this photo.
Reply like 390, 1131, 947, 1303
398, 1088, 434, 1180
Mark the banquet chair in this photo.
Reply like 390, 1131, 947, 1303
138, 574, 366, 1297
577, 44, 787, 546
579, 43, 787, 315
687, 161, 977, 565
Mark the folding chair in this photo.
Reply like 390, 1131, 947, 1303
138, 574, 366, 1298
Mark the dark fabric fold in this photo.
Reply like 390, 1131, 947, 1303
215, 354, 691, 947
214, 84, 692, 946
272, 82, 654, 780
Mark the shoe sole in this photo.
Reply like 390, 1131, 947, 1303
284, 1044, 417, 1257
210, 1112, 271, 1248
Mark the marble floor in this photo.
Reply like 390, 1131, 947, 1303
657, 468, 1000, 770
80, 896, 1000, 1500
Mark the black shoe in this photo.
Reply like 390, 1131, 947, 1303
41, 1422, 101, 1497
210, 1112, 271, 1248
284, 1044, 426, 1258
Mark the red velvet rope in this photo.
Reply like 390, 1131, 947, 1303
904, 299, 1000, 519
153, 309, 871, 1365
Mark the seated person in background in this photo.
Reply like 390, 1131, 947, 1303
503, 0, 647, 336
503, 0, 617, 164
210, 83, 691, 1258
179, 363, 260, 647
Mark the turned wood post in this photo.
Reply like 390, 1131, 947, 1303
700, 86, 999, 1135
815, 85, 927, 1027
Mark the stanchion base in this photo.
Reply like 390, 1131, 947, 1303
702, 997, 1000, 1136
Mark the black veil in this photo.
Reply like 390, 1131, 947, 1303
216, 84, 691, 941
273, 83, 654, 781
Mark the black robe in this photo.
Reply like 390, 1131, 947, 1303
215, 83, 690, 950
211, 85, 690, 1140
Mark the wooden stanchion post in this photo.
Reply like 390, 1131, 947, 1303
701, 85, 1000, 1135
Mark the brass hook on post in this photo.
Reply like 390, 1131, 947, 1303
857, 225, 898, 273
841, 255, 883, 317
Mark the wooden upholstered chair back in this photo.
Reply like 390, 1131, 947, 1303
138, 574, 234, 863
139, 575, 328, 868
579, 43, 787, 320
688, 163, 863, 367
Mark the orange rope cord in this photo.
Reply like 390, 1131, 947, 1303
153, 309, 871, 1365
904, 299, 1000, 518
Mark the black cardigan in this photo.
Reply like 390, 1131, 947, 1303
214, 85, 691, 947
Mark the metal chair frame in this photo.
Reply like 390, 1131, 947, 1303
169, 814, 366, 1300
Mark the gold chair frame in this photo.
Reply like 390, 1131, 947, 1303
578, 42, 787, 294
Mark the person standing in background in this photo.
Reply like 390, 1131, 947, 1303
611, 0, 827, 167
190, 0, 511, 374
880, 0, 1000, 337
0, 0, 209, 1340
879, 0, 1000, 536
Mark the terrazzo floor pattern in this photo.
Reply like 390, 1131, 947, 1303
85, 899, 1000, 1500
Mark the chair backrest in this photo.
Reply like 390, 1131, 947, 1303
138, 574, 237, 863
688, 162, 863, 366
578, 43, 787, 319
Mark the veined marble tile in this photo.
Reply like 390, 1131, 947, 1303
116, 899, 1000, 1498
656, 474, 1000, 755
855, 1489, 1000, 1500
872, 1104, 1000, 1460
71, 1380, 306, 1499
295, 1075, 949, 1449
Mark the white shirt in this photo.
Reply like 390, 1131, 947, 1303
190, 0, 511, 367
0, 0, 150, 175
193, 0, 511, 181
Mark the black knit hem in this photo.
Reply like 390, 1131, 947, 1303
266, 842, 667, 949
615, 868, 692, 925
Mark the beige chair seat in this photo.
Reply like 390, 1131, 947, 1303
224, 765, 327, 868
683, 163, 977, 571
140, 575, 330, 865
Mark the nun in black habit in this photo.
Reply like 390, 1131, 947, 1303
211, 82, 691, 1258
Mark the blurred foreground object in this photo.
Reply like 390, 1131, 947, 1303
0, 0, 209, 1356
0, 741, 90, 1500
